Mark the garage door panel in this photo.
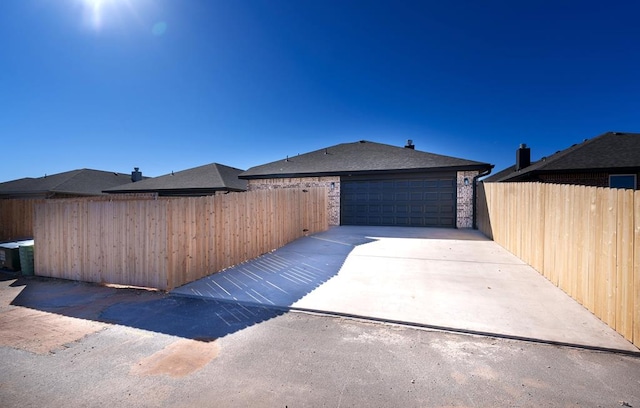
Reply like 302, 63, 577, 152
341, 175, 456, 228
425, 192, 440, 201
395, 204, 409, 213
411, 216, 424, 225
440, 208, 455, 216
410, 205, 423, 213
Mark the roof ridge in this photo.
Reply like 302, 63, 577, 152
540, 134, 598, 162
47, 169, 84, 191
211, 162, 245, 172
240, 139, 491, 178
210, 163, 224, 185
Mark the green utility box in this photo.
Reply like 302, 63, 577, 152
19, 244, 35, 276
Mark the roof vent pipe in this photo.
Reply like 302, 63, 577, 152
516, 144, 531, 171
131, 167, 143, 182
404, 139, 415, 149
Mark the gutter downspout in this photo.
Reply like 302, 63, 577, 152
472, 166, 494, 230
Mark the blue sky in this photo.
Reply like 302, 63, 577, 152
1, 0, 639, 182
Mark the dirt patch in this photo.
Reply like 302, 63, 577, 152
0, 307, 105, 354
130, 338, 220, 378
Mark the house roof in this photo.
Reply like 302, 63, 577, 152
240, 140, 492, 179
486, 132, 640, 182
0, 169, 136, 197
103, 163, 247, 195
483, 164, 519, 182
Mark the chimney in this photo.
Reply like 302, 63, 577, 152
131, 167, 142, 182
404, 139, 415, 149
516, 144, 530, 171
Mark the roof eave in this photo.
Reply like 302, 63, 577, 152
104, 187, 246, 195
240, 164, 492, 180
491, 165, 640, 183
536, 166, 640, 174
0, 189, 51, 195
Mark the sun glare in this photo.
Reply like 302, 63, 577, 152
72, 0, 165, 36
80, 0, 107, 29
77, 0, 134, 31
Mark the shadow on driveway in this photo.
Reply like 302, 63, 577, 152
170, 226, 481, 307
172, 231, 375, 307
5, 274, 284, 342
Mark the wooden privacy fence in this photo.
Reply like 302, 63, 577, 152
477, 182, 639, 348
33, 188, 328, 290
0, 199, 42, 241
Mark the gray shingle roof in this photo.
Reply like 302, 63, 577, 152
483, 164, 517, 182
486, 132, 640, 182
240, 140, 491, 178
104, 163, 247, 194
0, 169, 135, 197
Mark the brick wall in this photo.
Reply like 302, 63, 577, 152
247, 176, 341, 226
456, 170, 480, 228
538, 172, 640, 189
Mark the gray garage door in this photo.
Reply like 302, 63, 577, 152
340, 174, 456, 227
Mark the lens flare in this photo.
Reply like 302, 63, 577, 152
152, 21, 167, 36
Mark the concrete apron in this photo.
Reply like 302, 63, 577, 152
172, 226, 639, 353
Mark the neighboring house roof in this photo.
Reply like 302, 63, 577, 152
486, 132, 640, 182
104, 163, 247, 196
0, 169, 137, 198
240, 140, 492, 179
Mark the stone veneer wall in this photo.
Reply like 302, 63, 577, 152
247, 177, 341, 226
456, 170, 480, 228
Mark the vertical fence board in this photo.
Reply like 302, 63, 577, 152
634, 190, 640, 345
573, 186, 585, 303
586, 187, 598, 312
559, 185, 571, 293
0, 199, 42, 241
603, 188, 618, 328
549, 185, 557, 283
593, 188, 606, 320
616, 189, 634, 341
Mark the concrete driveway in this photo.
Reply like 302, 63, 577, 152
173, 226, 638, 353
